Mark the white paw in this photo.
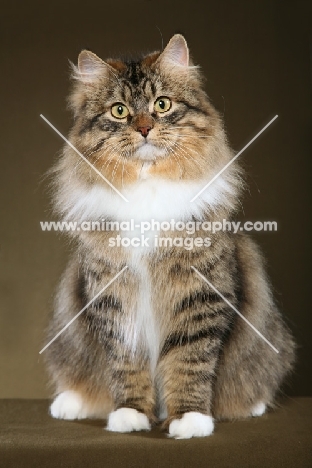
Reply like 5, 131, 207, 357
50, 390, 88, 420
251, 402, 266, 417
106, 408, 151, 433
169, 412, 214, 439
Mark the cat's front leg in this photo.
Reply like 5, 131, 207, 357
105, 353, 156, 433
156, 289, 234, 442
158, 341, 218, 439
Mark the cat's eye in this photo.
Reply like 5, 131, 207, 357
154, 97, 172, 113
111, 103, 129, 119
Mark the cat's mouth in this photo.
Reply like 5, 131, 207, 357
134, 141, 166, 161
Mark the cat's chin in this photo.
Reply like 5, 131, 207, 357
134, 142, 166, 161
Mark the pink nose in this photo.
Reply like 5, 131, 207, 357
137, 126, 151, 137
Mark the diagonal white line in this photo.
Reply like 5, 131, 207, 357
40, 114, 129, 203
39, 266, 128, 354
191, 266, 279, 353
190, 115, 278, 202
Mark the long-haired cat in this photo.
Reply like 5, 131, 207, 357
44, 34, 295, 439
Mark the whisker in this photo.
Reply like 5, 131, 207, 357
160, 139, 184, 178
111, 154, 123, 182
176, 145, 207, 169
166, 139, 207, 172
160, 131, 213, 139
170, 125, 217, 130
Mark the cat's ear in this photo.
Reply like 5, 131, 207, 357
72, 50, 108, 83
157, 34, 189, 68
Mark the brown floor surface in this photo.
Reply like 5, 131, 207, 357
1, 398, 311, 467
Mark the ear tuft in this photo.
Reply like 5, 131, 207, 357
158, 34, 189, 68
72, 50, 106, 83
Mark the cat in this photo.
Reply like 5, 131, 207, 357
44, 34, 295, 439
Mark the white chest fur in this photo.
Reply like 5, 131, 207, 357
124, 252, 159, 373
62, 174, 235, 224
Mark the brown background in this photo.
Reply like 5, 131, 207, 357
0, 0, 311, 399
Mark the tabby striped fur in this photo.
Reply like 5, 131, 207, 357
45, 35, 295, 438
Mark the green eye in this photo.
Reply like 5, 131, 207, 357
154, 97, 171, 113
111, 103, 129, 119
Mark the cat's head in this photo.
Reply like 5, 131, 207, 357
55, 35, 242, 222
67, 34, 235, 188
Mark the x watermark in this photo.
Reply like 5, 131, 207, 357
191, 266, 279, 353
40, 111, 279, 355
39, 266, 128, 353
40, 114, 129, 202
190, 115, 278, 202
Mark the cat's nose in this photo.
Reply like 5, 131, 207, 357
137, 126, 152, 138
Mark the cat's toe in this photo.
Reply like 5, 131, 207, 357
251, 402, 266, 417
168, 412, 214, 439
106, 408, 151, 433
50, 390, 87, 420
